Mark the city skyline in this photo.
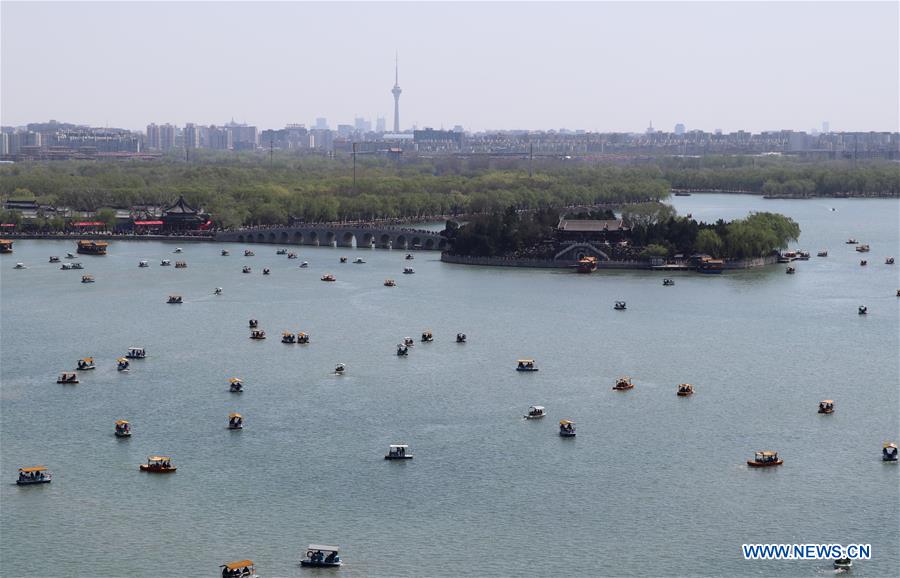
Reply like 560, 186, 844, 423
2, 2, 898, 133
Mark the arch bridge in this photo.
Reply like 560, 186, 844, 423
215, 225, 448, 251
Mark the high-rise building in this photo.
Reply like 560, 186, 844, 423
391, 54, 402, 132
159, 124, 176, 150
376, 117, 386, 133
146, 123, 161, 149
184, 123, 200, 149
674, 123, 686, 135
822, 121, 830, 134
315, 117, 328, 130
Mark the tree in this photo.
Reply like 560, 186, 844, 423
695, 229, 723, 257
96, 208, 117, 230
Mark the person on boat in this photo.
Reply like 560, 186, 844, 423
325, 551, 337, 563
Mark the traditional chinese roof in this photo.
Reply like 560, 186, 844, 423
164, 195, 198, 216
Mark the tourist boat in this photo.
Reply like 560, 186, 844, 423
287, 252, 297, 259
405, 253, 414, 260
66, 252, 75, 259
321, 273, 336, 282
613, 376, 634, 391
339, 256, 348, 263
456, 333, 467, 343
860, 259, 867, 266
421, 330, 433, 342
785, 267, 795, 274
242, 266, 252, 273
282, 331, 297, 344
397, 343, 409, 356
524, 405, 546, 419
778, 252, 796, 263
175, 261, 187, 268
886, 257, 895, 265
663, 278, 674, 286
516, 359, 538, 372
300, 261, 309, 268
173, 248, 183, 253
384, 279, 396, 287
846, 238, 858, 244
262, 268, 271, 275
76, 240, 108, 255
140, 456, 176, 473
13, 262, 26, 269
297, 332, 310, 344
244, 250, 254, 257
229, 378, 243, 393
228, 413, 243, 430
167, 295, 183, 304
403, 267, 415, 274
221, 249, 230, 256
385, 444, 413, 460
249, 319, 258, 328
60, 263, 76, 270
697, 258, 724, 274
49, 256, 60, 263
818, 399, 834, 414
250, 329, 266, 340
57, 372, 79, 384
300, 545, 342, 568
855, 244, 870, 252
354, 257, 365, 264
214, 287, 223, 295
276, 248, 287, 255
403, 337, 415, 347
858, 305, 867, 315
614, 301, 627, 310
883, 442, 898, 462
559, 419, 576, 437
833, 558, 852, 570
17, 466, 51, 485
0, 239, 12, 254
117, 358, 130, 371
220, 560, 258, 578
817, 250, 828, 257
160, 259, 171, 266
747, 450, 783, 467
114, 420, 131, 438
81, 274, 95, 283
126, 347, 146, 359
76, 357, 96, 370
139, 260, 149, 267
676, 383, 694, 396
334, 363, 346, 374
576, 256, 598, 273
796, 251, 810, 260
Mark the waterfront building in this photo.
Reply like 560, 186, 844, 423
557, 218, 631, 243
161, 195, 209, 231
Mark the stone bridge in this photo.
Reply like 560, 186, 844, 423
215, 225, 448, 250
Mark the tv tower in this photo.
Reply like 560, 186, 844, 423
391, 53, 402, 133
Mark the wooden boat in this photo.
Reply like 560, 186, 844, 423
244, 250, 254, 257
117, 358, 130, 371
614, 301, 627, 310
747, 450, 783, 467
384, 279, 396, 287
883, 442, 898, 462
0, 239, 12, 254
817, 250, 828, 257
229, 378, 243, 393
833, 558, 852, 570
785, 267, 795, 274
249, 330, 266, 340
297, 332, 310, 344
220, 559, 258, 578
855, 244, 870, 253
114, 420, 131, 437
339, 256, 348, 263
676, 383, 694, 396
613, 376, 634, 390
818, 399, 834, 414
76, 357, 96, 370
17, 466, 51, 485
403, 337, 415, 347
397, 344, 409, 356
559, 419, 576, 437
576, 256, 598, 273
300, 545, 342, 567
282, 331, 297, 344
81, 274, 95, 283
663, 278, 674, 286
421, 330, 433, 342
524, 405, 545, 419
321, 274, 336, 282
167, 295, 183, 304
140, 456, 176, 473
57, 372, 79, 384
516, 359, 538, 372
228, 413, 243, 430
174, 261, 187, 268
697, 258, 724, 274
76, 240, 108, 255
385, 444, 413, 460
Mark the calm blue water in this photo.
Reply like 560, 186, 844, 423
1, 195, 898, 577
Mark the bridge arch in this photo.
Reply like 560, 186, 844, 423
424, 238, 435, 250
256, 233, 265, 243
395, 234, 407, 249
340, 231, 356, 248
324, 231, 336, 247
280, 231, 289, 243
293, 231, 303, 244
362, 232, 375, 247
237, 234, 245, 243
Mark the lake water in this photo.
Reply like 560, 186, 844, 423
1, 194, 898, 577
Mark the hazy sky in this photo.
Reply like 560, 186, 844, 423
2, 1, 898, 133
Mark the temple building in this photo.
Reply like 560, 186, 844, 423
556, 218, 631, 243
161, 195, 210, 230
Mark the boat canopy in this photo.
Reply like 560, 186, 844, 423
821, 399, 834, 404
885, 442, 898, 449
115, 420, 129, 425
559, 419, 574, 426
128, 347, 143, 352
755, 451, 778, 458
229, 378, 242, 383
518, 359, 535, 363
19, 466, 47, 473
117, 357, 127, 362
81, 357, 93, 362
531, 405, 545, 411
389, 444, 408, 449
221, 560, 254, 570
148, 456, 170, 462
308, 544, 340, 552
229, 413, 242, 419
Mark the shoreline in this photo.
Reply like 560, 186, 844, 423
440, 253, 779, 271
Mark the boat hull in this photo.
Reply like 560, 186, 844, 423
139, 465, 176, 473
676, 391, 693, 396
747, 460, 783, 467
16, 479, 51, 485
516, 368, 539, 372
300, 561, 342, 568
384, 455, 413, 460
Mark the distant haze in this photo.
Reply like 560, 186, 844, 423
1, 1, 897, 133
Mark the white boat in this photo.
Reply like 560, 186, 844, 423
126, 347, 146, 359
13, 262, 26, 269
49, 256, 60, 263
397, 343, 409, 356
214, 287, 223, 295
299, 261, 309, 268
173, 248, 183, 253
525, 405, 545, 419
76, 357, 96, 370
160, 259, 171, 266
300, 545, 342, 567
516, 359, 538, 372
403, 267, 415, 274
354, 257, 365, 264
221, 249, 230, 256
66, 252, 75, 258
385, 444, 413, 460
71, 262, 83, 269
614, 301, 627, 310
334, 363, 345, 374
139, 260, 149, 267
